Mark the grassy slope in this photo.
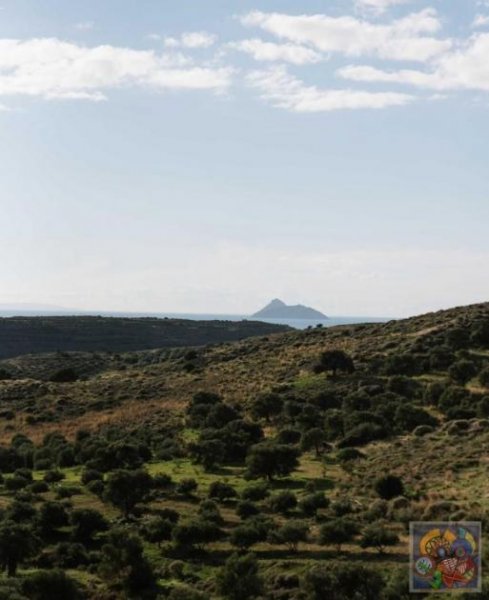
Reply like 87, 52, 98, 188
1, 301, 489, 595
1, 300, 488, 444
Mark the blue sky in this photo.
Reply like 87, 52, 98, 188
1, 0, 489, 317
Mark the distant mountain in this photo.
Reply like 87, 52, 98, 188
251, 298, 328, 320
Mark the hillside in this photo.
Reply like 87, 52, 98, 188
0, 301, 488, 597
0, 316, 290, 360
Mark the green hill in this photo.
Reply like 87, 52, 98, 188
0, 301, 488, 598
0, 315, 290, 360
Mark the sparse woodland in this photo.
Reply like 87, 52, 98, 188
0, 303, 489, 598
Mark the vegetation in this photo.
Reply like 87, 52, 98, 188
0, 302, 488, 596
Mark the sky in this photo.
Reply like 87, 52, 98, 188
1, 0, 489, 318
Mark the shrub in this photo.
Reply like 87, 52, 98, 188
276, 428, 301, 445
449, 360, 478, 385
299, 492, 329, 517
360, 522, 399, 553
104, 469, 153, 516
22, 569, 81, 600
394, 404, 438, 433
198, 500, 223, 525
176, 478, 198, 497
230, 525, 263, 551
241, 482, 269, 502
338, 423, 387, 448
4, 476, 29, 491
269, 491, 297, 515
29, 481, 49, 494
71, 508, 108, 543
208, 481, 237, 502
302, 562, 384, 600
336, 448, 365, 462
313, 350, 354, 377
43, 470, 65, 483
374, 475, 404, 500
479, 367, 489, 389
236, 501, 260, 520
268, 520, 309, 552
168, 586, 209, 600
141, 517, 174, 547
81, 469, 103, 485
217, 553, 263, 600
319, 518, 358, 552
245, 442, 299, 481
49, 368, 79, 383
86, 479, 104, 496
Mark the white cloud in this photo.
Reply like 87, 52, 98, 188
0, 38, 233, 101
338, 33, 489, 92
230, 38, 322, 65
241, 9, 451, 62
247, 65, 414, 112
75, 21, 94, 31
164, 31, 217, 49
355, 0, 412, 15
473, 14, 489, 28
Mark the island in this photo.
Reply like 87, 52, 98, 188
251, 298, 328, 320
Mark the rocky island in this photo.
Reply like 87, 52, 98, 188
251, 298, 328, 320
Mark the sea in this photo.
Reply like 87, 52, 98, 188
0, 310, 392, 330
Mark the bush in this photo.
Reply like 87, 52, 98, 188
268, 520, 309, 552
313, 350, 354, 376
49, 368, 79, 383
81, 469, 103, 485
394, 404, 438, 433
86, 479, 104, 496
168, 586, 209, 600
269, 491, 297, 515
176, 478, 198, 496
241, 482, 269, 502
449, 360, 478, 385
275, 428, 301, 445
360, 522, 399, 553
198, 500, 223, 525
236, 501, 260, 520
71, 508, 108, 543
104, 469, 153, 516
22, 569, 81, 599
51, 542, 89, 568
319, 518, 358, 552
338, 423, 387, 448
43, 470, 65, 483
336, 448, 365, 462
374, 475, 404, 500
217, 553, 263, 600
302, 562, 384, 600
4, 476, 29, 491
29, 481, 49, 494
141, 517, 174, 547
246, 442, 299, 481
479, 367, 489, 389
299, 492, 329, 517
230, 524, 263, 551
208, 481, 237, 502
